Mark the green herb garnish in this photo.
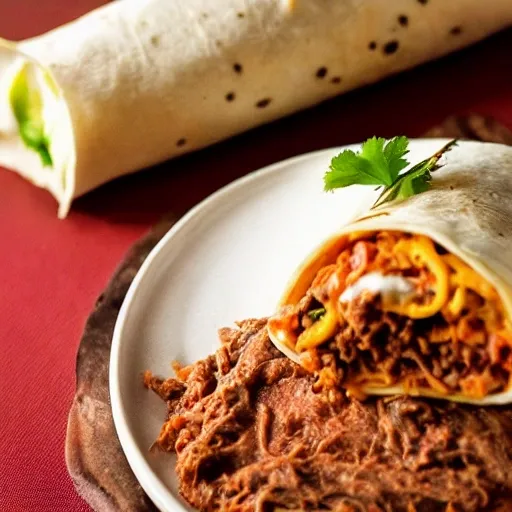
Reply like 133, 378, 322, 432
324, 137, 457, 208
307, 308, 326, 321
9, 64, 53, 167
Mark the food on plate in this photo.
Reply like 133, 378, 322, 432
1, 1, 512, 217
268, 139, 512, 404
145, 318, 512, 511
144, 140, 512, 510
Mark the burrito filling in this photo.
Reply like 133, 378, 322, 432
268, 231, 512, 400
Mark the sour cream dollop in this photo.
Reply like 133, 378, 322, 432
339, 272, 415, 305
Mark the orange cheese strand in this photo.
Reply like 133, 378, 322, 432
383, 236, 449, 319
296, 303, 338, 352
443, 253, 498, 302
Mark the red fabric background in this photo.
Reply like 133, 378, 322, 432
1, 2, 511, 510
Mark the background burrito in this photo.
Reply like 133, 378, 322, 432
1, 0, 511, 217
268, 141, 512, 405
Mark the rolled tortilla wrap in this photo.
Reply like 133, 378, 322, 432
268, 141, 512, 405
1, 1, 511, 217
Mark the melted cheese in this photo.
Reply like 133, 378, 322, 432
296, 303, 338, 352
384, 236, 449, 319
443, 253, 498, 302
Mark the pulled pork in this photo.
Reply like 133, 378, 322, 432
145, 318, 512, 511
307, 291, 510, 398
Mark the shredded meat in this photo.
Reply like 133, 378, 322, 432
145, 318, 512, 512
331, 293, 509, 396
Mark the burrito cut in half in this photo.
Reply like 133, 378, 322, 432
1, 0, 512, 217
268, 141, 512, 405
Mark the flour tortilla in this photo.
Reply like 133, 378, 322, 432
0, 1, 511, 217
270, 141, 512, 405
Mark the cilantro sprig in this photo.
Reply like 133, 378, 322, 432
324, 137, 457, 208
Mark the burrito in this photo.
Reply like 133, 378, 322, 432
1, 1, 512, 217
268, 141, 512, 405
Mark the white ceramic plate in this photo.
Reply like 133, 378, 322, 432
110, 138, 452, 511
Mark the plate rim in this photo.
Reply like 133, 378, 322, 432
109, 138, 451, 511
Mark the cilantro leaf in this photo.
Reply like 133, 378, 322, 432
372, 139, 458, 209
307, 308, 326, 321
324, 150, 382, 189
383, 135, 409, 177
324, 136, 409, 192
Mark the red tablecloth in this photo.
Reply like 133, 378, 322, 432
1, 2, 512, 511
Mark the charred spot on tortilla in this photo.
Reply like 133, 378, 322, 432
368, 41, 377, 50
150, 35, 159, 47
450, 26, 463, 36
225, 92, 236, 102
256, 98, 272, 109
316, 67, 328, 79
383, 40, 399, 55
418, 0, 428, 4
176, 138, 187, 147
233, 63, 243, 74
398, 15, 409, 27
331, 76, 342, 84
237, 12, 245, 18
